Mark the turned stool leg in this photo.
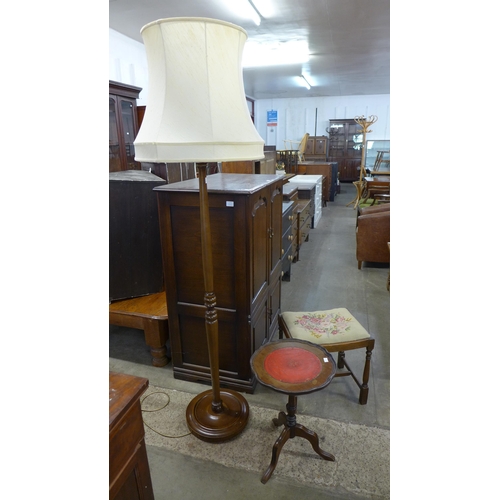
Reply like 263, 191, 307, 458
337, 351, 346, 369
143, 318, 170, 367
359, 346, 373, 405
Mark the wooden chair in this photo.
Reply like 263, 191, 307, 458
278, 308, 375, 404
283, 133, 310, 162
109, 291, 170, 367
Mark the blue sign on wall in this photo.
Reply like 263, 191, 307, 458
267, 110, 278, 126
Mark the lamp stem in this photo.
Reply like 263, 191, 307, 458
196, 163, 222, 413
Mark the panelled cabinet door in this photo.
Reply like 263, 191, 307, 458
315, 137, 327, 156
305, 138, 315, 155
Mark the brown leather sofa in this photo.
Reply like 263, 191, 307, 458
356, 204, 390, 269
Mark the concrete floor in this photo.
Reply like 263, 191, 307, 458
109, 182, 390, 499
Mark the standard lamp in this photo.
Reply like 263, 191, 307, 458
134, 18, 264, 442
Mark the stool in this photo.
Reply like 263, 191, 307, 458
250, 339, 336, 484
109, 291, 170, 367
278, 308, 375, 404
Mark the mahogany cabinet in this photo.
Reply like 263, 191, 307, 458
327, 119, 363, 181
109, 81, 142, 172
304, 135, 328, 161
109, 372, 154, 500
154, 174, 284, 393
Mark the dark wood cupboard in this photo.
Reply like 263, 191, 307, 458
109, 81, 142, 172
154, 174, 284, 393
327, 119, 363, 181
304, 135, 328, 161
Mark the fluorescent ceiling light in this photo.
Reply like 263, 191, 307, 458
247, 1, 261, 26
301, 74, 312, 89
243, 40, 309, 67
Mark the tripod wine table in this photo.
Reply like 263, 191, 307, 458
250, 339, 337, 484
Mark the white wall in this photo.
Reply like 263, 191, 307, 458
109, 29, 390, 143
109, 29, 148, 105
255, 95, 390, 148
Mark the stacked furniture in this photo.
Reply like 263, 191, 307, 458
109, 170, 170, 367
303, 135, 328, 161
297, 161, 338, 202
287, 174, 323, 228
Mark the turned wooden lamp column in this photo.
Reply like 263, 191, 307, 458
346, 115, 378, 208
133, 17, 265, 441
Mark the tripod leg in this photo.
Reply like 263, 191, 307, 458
261, 427, 291, 484
272, 411, 287, 427
294, 423, 335, 462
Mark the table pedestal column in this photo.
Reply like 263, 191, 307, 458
261, 394, 335, 484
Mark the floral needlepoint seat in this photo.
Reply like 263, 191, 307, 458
278, 308, 375, 404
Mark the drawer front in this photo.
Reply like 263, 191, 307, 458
281, 245, 294, 280
299, 206, 310, 225
109, 400, 144, 481
299, 218, 311, 245
282, 224, 293, 253
282, 209, 294, 234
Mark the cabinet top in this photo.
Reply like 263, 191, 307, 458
288, 175, 323, 184
109, 372, 148, 429
154, 173, 283, 194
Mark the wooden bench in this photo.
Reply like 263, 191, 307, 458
109, 291, 170, 367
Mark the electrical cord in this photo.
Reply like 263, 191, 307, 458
140, 391, 192, 439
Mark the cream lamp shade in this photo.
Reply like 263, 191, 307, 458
134, 17, 264, 163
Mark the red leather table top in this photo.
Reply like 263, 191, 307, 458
264, 347, 322, 384
251, 339, 336, 395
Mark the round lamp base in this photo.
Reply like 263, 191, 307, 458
186, 389, 250, 442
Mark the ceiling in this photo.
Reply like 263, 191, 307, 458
109, 0, 390, 100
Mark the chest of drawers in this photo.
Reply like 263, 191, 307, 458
295, 199, 311, 261
281, 200, 296, 281
287, 175, 322, 228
